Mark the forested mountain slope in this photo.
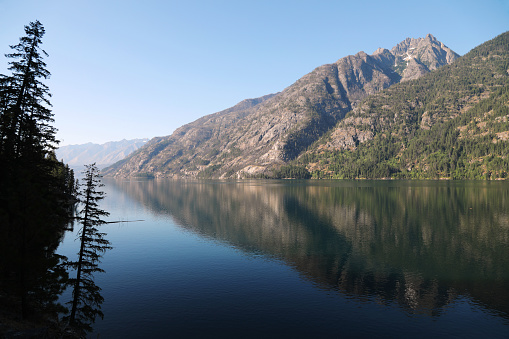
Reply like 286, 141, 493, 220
298, 31, 509, 179
104, 34, 458, 178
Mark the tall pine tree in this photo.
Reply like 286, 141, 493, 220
0, 21, 76, 323
66, 163, 112, 335
0, 20, 56, 160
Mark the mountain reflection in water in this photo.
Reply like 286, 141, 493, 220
106, 179, 509, 320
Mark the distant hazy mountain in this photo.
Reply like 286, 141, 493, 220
103, 33, 459, 179
56, 139, 148, 170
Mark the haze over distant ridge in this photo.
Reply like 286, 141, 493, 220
56, 139, 148, 170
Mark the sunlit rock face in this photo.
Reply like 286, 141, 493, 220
103, 35, 458, 179
389, 33, 459, 79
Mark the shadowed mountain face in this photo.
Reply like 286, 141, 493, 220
106, 179, 509, 319
103, 35, 458, 179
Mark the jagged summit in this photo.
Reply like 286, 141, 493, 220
426, 33, 437, 41
103, 34, 461, 179
389, 34, 459, 76
372, 47, 390, 55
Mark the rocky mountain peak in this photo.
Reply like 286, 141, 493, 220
388, 34, 460, 80
373, 47, 390, 56
425, 33, 437, 41
104, 34, 461, 179
355, 51, 368, 59
391, 34, 444, 57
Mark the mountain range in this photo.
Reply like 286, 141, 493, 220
56, 139, 148, 171
103, 32, 509, 179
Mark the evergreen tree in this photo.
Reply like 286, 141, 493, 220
0, 21, 75, 322
66, 163, 112, 335
0, 20, 56, 160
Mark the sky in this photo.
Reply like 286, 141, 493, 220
0, 0, 508, 146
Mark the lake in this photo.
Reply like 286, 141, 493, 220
57, 179, 509, 338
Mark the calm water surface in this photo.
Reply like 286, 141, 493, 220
58, 179, 509, 338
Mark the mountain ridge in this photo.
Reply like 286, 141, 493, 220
103, 34, 462, 178
57, 138, 149, 170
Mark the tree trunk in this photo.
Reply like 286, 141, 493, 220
69, 177, 92, 323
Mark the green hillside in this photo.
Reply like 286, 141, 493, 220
297, 32, 509, 180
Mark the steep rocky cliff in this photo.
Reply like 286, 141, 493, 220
103, 34, 459, 178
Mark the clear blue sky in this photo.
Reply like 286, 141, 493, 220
1, 0, 508, 145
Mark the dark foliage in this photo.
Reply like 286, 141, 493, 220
64, 164, 111, 335
272, 164, 312, 179
0, 21, 76, 327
